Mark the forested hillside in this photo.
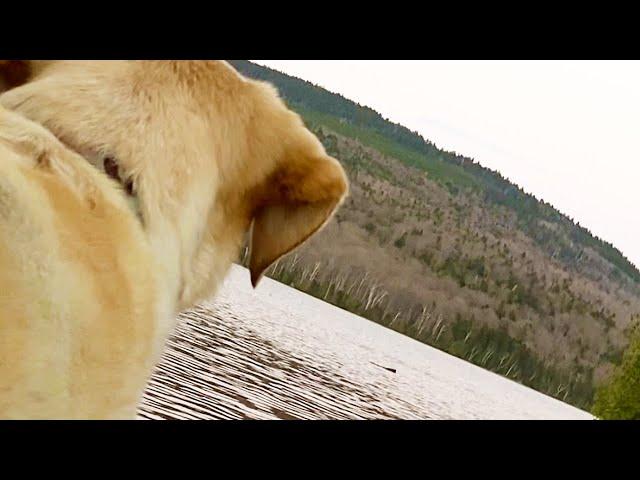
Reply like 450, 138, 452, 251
230, 60, 640, 410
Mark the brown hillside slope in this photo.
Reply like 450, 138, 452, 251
244, 126, 640, 409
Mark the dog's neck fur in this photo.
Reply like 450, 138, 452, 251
0, 74, 239, 321
0, 102, 225, 329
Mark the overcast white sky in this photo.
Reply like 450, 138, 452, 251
253, 60, 640, 270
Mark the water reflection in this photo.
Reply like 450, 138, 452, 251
138, 266, 593, 420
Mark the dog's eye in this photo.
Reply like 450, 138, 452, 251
103, 156, 119, 181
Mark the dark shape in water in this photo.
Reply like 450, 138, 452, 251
371, 362, 397, 374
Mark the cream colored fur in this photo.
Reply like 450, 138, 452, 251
0, 61, 348, 419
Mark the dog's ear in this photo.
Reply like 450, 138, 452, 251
248, 153, 348, 287
0, 61, 32, 94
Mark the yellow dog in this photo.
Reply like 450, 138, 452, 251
0, 61, 348, 419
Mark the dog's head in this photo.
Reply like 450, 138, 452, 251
0, 61, 348, 309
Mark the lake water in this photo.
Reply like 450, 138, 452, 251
138, 265, 594, 420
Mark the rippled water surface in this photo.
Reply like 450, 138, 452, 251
138, 265, 593, 420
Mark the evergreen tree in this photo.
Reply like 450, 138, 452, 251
593, 326, 640, 419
